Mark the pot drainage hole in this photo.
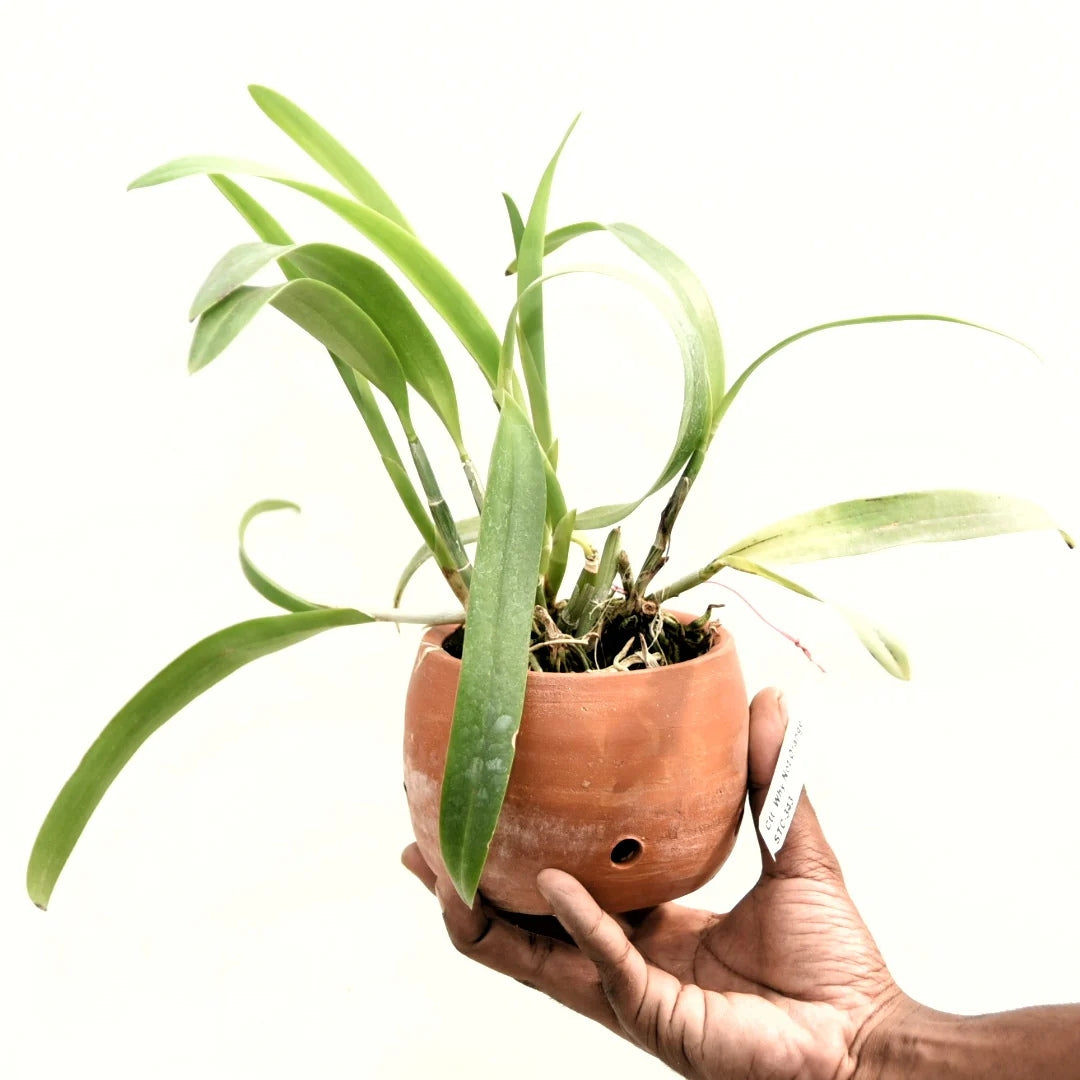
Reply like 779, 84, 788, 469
610, 837, 644, 866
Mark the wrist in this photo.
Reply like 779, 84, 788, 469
851, 993, 939, 1080
853, 997, 1080, 1080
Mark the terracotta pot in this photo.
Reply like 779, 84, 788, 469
403, 617, 749, 914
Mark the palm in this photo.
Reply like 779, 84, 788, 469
608, 844, 893, 1078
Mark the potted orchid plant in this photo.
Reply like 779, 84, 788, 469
27, 87, 1072, 916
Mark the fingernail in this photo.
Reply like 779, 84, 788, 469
776, 691, 789, 725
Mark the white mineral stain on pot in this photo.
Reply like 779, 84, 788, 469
412, 642, 442, 673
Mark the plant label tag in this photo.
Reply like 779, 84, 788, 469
759, 694, 810, 859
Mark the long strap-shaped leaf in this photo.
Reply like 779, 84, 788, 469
248, 85, 413, 233
713, 314, 1038, 430
720, 490, 1074, 564
201, 180, 442, 568
498, 264, 710, 531
515, 116, 579, 449
334, 361, 443, 559
209, 174, 293, 245
288, 244, 463, 447
720, 556, 910, 679
190, 279, 414, 430
652, 488, 1073, 607
505, 221, 605, 273
27, 607, 373, 909
129, 161, 501, 384
439, 398, 547, 904
239, 501, 327, 612
510, 220, 725, 416
190, 240, 464, 449
394, 515, 481, 607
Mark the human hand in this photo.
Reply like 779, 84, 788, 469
403, 689, 912, 1079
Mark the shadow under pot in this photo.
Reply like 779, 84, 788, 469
403, 615, 749, 915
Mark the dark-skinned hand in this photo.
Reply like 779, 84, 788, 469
402, 689, 910, 1079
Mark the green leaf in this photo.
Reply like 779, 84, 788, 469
130, 159, 501, 385
204, 179, 444, 564
189, 279, 412, 426
190, 241, 295, 320
720, 556, 910, 679
439, 399, 547, 904
713, 313, 1039, 430
606, 223, 724, 415
128, 156, 293, 188
188, 239, 463, 446
499, 265, 709, 531
720, 490, 1073, 564
272, 279, 411, 421
248, 85, 413, 233
239, 501, 326, 613
189, 284, 280, 373
501, 193, 525, 254
26, 607, 374, 909
515, 116, 580, 448
571, 526, 622, 635
506, 219, 725, 416
544, 509, 577, 603
394, 516, 480, 608
504, 221, 605, 274
287, 244, 463, 448
332, 359, 441, 557
209, 174, 294, 245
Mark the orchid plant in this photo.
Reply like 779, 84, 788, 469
27, 87, 1072, 910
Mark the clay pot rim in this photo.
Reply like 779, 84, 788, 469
420, 612, 733, 685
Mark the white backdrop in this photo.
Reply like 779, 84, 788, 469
3, 3, 1078, 1077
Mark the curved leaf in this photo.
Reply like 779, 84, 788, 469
332, 360, 441, 557
130, 159, 501, 385
287, 244, 463, 447
128, 156, 293, 188
239, 501, 326, 613
189, 278, 412, 425
27, 607, 374, 909
507, 220, 725, 411
606, 223, 724, 413
505, 221, 605, 274
248, 85, 413, 232
189, 284, 282, 374
721, 490, 1074, 564
204, 179, 444, 566
188, 239, 463, 447
190, 241, 296, 320
714, 314, 1039, 430
394, 516, 480, 607
208, 174, 294, 246
440, 398, 547, 904
499, 264, 709, 531
272, 279, 411, 421
721, 556, 910, 679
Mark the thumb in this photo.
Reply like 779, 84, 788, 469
747, 688, 844, 884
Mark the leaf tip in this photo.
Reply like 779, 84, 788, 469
26, 865, 52, 912
1060, 528, 1075, 550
